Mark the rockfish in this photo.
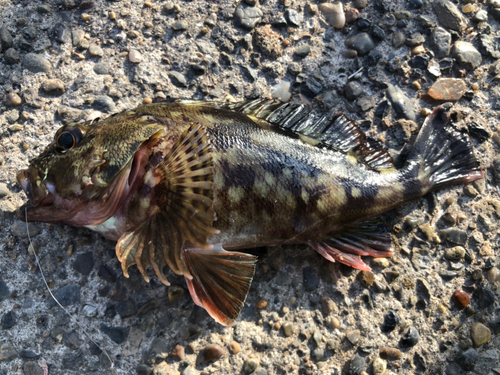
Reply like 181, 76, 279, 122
17, 99, 483, 325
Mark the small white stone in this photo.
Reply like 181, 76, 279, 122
83, 305, 97, 317
129, 49, 142, 63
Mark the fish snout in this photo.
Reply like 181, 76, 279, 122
16, 167, 50, 207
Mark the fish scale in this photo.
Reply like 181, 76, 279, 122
17, 99, 483, 326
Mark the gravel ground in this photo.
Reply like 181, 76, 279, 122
1, 0, 500, 374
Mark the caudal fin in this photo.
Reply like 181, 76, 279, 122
407, 104, 483, 190
183, 246, 257, 326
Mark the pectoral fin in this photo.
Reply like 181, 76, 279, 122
183, 245, 257, 326
310, 219, 392, 271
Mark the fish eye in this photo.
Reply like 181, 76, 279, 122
56, 127, 83, 153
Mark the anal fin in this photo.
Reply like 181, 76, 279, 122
183, 245, 257, 326
310, 219, 393, 271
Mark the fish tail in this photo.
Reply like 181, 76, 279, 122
406, 104, 483, 191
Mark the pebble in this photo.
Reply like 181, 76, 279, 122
0, 342, 17, 361
372, 358, 387, 375
11, 220, 40, 238
244, 359, 259, 374
312, 348, 326, 362
284, 9, 302, 27
453, 290, 470, 309
444, 246, 466, 260
4, 92, 22, 106
452, 41, 482, 71
427, 78, 466, 102
0, 275, 10, 302
471, 322, 491, 347
1, 311, 16, 329
128, 49, 142, 63
303, 266, 319, 291
0, 26, 13, 49
430, 27, 452, 58
282, 322, 294, 337
320, 297, 337, 315
344, 81, 364, 101
202, 344, 224, 362
89, 44, 104, 57
229, 341, 241, 354
23, 53, 52, 73
353, 0, 369, 9
386, 84, 416, 121
433, 0, 466, 31
401, 327, 419, 347
23, 362, 44, 375
100, 323, 129, 344
349, 353, 366, 375
294, 45, 311, 58
92, 95, 116, 113
380, 347, 401, 360
405, 33, 425, 47
392, 32, 405, 48
4, 48, 20, 65
271, 81, 291, 102
72, 29, 85, 46
169, 71, 188, 87
381, 310, 399, 332
0, 183, 9, 198
234, 3, 263, 30
346, 329, 361, 345
94, 62, 110, 75
345, 33, 374, 56
172, 21, 188, 31
53, 23, 71, 44
358, 271, 374, 287
457, 347, 478, 371
440, 228, 467, 245
345, 8, 360, 24
42, 79, 65, 93
487, 267, 500, 283
319, 2, 345, 29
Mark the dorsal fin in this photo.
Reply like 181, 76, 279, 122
223, 98, 395, 172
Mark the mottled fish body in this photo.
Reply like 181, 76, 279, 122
17, 99, 483, 325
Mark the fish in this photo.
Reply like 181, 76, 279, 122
17, 98, 483, 326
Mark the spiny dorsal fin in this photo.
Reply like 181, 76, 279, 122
116, 122, 219, 285
223, 98, 395, 172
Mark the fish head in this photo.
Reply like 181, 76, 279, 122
17, 113, 164, 225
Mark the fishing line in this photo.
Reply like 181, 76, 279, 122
25, 207, 115, 371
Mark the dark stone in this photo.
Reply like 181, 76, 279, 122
23, 53, 52, 73
89, 342, 102, 356
410, 54, 431, 69
80, 0, 95, 10
137, 364, 153, 375
479, 35, 500, 59
439, 57, 454, 75
241, 65, 258, 82
0, 274, 10, 302
401, 327, 420, 347
294, 45, 311, 58
381, 310, 399, 332
467, 122, 489, 143
406, 33, 425, 47
52, 285, 80, 307
1, 311, 16, 329
104, 303, 117, 318
92, 95, 116, 113
301, 76, 324, 98
396, 19, 409, 28
18, 37, 32, 51
93, 62, 110, 75
344, 81, 364, 101
99, 323, 129, 344
374, 100, 391, 118
430, 27, 452, 58
37, 4, 52, 13
62, 349, 84, 369
97, 265, 116, 283
19, 349, 40, 359
356, 18, 371, 31
285, 9, 302, 27
370, 25, 385, 41
433, 0, 466, 32
476, 288, 495, 309
349, 353, 366, 375
72, 252, 94, 276
303, 266, 319, 291
117, 298, 137, 318
64, 330, 81, 350
457, 348, 478, 371
0, 27, 13, 49
53, 23, 71, 44
4, 48, 20, 65
345, 33, 375, 56
386, 84, 416, 121
409, 0, 424, 9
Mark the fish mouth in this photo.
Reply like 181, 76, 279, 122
17, 167, 53, 208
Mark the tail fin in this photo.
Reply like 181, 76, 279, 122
407, 104, 483, 190
183, 246, 257, 326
